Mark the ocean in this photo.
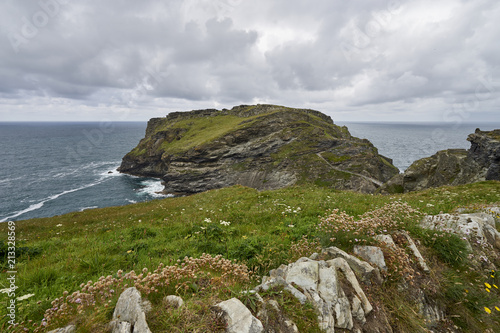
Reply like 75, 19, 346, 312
1, 121, 499, 222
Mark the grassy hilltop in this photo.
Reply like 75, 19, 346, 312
118, 105, 399, 195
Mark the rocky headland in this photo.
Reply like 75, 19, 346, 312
119, 105, 499, 196
381, 128, 500, 193
119, 105, 399, 194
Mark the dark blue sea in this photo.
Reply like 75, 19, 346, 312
0, 122, 168, 222
1, 121, 499, 222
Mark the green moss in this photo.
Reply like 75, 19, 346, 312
127, 147, 147, 157
384, 183, 404, 194
380, 156, 398, 171
321, 151, 351, 164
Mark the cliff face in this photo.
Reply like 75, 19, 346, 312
381, 128, 500, 193
119, 105, 399, 194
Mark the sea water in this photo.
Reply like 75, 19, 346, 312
0, 122, 168, 222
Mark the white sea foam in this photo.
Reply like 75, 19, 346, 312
80, 206, 98, 212
126, 199, 137, 204
99, 167, 122, 177
0, 176, 23, 185
51, 161, 121, 179
0, 178, 109, 222
137, 179, 171, 198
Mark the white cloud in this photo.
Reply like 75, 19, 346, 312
0, 0, 499, 122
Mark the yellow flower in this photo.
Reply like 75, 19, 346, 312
496, 306, 500, 312
127, 250, 133, 253
486, 288, 491, 293
494, 285, 498, 289
485, 307, 492, 314
485, 282, 492, 289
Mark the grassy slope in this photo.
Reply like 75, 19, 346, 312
127, 106, 346, 159
1, 181, 500, 332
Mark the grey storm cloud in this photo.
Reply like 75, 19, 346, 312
0, 0, 499, 121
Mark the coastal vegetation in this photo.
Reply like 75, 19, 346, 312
1, 181, 499, 332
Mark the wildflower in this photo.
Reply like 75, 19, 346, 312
485, 307, 492, 314
56, 224, 63, 227
242, 235, 247, 239
496, 306, 500, 312
220, 220, 231, 226
127, 250, 133, 253
485, 282, 492, 289
204, 218, 212, 223
494, 284, 498, 289
288, 224, 294, 228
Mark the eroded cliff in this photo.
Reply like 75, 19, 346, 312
119, 105, 399, 194
381, 128, 500, 193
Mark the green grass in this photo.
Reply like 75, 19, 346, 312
158, 114, 260, 154
1, 181, 499, 331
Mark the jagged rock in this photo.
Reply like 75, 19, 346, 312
397, 231, 430, 273
327, 258, 373, 316
111, 322, 132, 333
256, 299, 299, 333
374, 234, 397, 248
109, 287, 152, 333
321, 246, 383, 284
353, 246, 387, 271
119, 105, 398, 194
164, 295, 184, 309
351, 295, 366, 324
257, 256, 373, 332
47, 326, 75, 333
416, 290, 444, 328
215, 298, 264, 333
380, 128, 500, 193
257, 275, 308, 304
422, 212, 500, 249
309, 252, 320, 260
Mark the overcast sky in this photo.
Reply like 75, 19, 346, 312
1, 0, 499, 122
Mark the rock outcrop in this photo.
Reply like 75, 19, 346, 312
422, 209, 500, 251
215, 298, 264, 333
108, 287, 152, 333
254, 252, 376, 332
380, 128, 500, 193
119, 105, 399, 194
47, 326, 75, 333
